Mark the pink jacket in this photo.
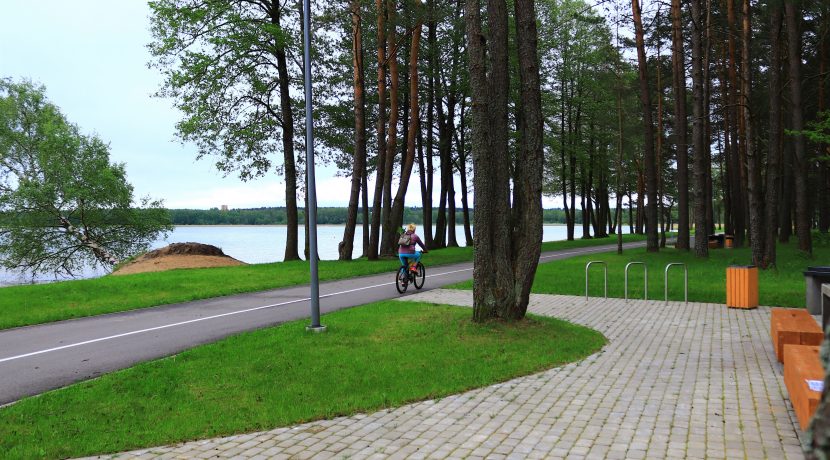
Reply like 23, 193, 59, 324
398, 231, 426, 254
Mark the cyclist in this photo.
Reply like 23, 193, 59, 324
398, 223, 427, 272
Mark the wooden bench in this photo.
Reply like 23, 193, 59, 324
783, 344, 824, 430
771, 308, 823, 363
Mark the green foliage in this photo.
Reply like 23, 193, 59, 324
148, 0, 293, 180
0, 301, 605, 459
800, 111, 830, 149
537, 0, 642, 202
0, 79, 171, 276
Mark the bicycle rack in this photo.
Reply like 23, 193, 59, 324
664, 263, 688, 305
625, 262, 648, 301
585, 261, 608, 301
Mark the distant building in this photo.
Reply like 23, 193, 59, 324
220, 205, 229, 212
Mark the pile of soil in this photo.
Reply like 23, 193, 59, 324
112, 242, 245, 276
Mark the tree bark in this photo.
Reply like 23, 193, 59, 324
369, 0, 388, 260
786, 0, 812, 254
270, 5, 300, 261
617, 69, 625, 254
466, 0, 512, 320
509, 0, 544, 318
742, 0, 763, 266
763, 3, 783, 268
821, 15, 830, 233
631, 0, 658, 252
421, 0, 437, 247
389, 5, 423, 243
690, 0, 709, 257
456, 98, 474, 246
560, 40, 573, 241
726, 0, 745, 247
720, 46, 733, 236
656, 41, 665, 248
467, 0, 542, 321
340, 0, 368, 261
380, 0, 400, 257
820, 15, 830, 233
671, 0, 689, 250
362, 157, 370, 257
447, 172, 458, 246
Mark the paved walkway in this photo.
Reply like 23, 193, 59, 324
94, 291, 806, 459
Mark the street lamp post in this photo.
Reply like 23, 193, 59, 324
303, 0, 325, 333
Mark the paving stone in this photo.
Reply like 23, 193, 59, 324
88, 292, 807, 460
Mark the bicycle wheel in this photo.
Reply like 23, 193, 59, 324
413, 262, 426, 289
395, 266, 409, 293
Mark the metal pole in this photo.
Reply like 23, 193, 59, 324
303, 0, 325, 333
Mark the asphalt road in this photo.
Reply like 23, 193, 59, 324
0, 240, 649, 405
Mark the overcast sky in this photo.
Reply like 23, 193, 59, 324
2, 1, 563, 210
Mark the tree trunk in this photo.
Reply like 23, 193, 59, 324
720, 46, 733, 236
466, 0, 543, 320
671, 0, 689, 250
690, 0, 709, 257
631, 0, 658, 252
617, 72, 625, 254
703, 0, 714, 237
380, 0, 400, 257
656, 42, 666, 249
457, 99, 474, 246
560, 42, 573, 241
786, 0, 812, 254
580, 164, 590, 239
362, 158, 370, 257
763, 3, 783, 268
508, 0, 544, 318
742, 0, 763, 266
466, 0, 513, 320
448, 173, 458, 247
636, 169, 645, 234
820, 15, 830, 233
780, 139, 794, 243
389, 7, 422, 243
369, 0, 388, 260
340, 0, 368, 261
421, 0, 437, 247
726, 0, 745, 247
270, 6, 300, 262
821, 20, 830, 233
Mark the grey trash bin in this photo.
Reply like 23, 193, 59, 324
804, 266, 830, 314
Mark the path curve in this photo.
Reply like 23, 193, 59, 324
0, 241, 647, 405
91, 290, 804, 459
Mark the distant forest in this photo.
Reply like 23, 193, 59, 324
168, 207, 580, 226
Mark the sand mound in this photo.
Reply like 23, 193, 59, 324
113, 242, 245, 275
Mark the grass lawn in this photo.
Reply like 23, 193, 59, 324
0, 301, 605, 459
0, 233, 649, 331
452, 236, 827, 307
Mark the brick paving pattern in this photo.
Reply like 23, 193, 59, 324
90, 291, 807, 459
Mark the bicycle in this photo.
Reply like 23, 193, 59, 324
395, 257, 425, 294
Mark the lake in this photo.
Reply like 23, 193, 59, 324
0, 224, 623, 286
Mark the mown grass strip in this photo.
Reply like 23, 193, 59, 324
452, 237, 827, 307
0, 301, 606, 459
0, 233, 649, 330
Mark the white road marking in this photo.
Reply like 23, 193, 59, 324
0, 243, 638, 364
0, 266, 479, 364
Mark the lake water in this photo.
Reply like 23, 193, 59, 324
0, 224, 624, 286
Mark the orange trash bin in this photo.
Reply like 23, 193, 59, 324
727, 265, 759, 309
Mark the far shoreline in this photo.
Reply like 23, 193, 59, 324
170, 223, 571, 227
